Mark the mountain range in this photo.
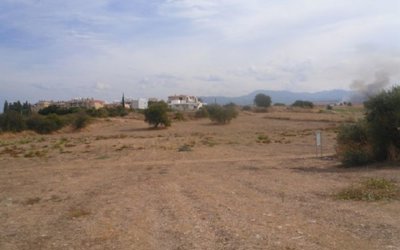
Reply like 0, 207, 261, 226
200, 89, 355, 106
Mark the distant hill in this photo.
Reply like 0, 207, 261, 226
200, 89, 354, 106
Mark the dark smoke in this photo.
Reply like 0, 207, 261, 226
350, 71, 391, 103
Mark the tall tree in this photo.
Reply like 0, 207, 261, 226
121, 93, 125, 109
3, 100, 8, 113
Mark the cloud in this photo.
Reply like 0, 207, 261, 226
94, 82, 110, 91
195, 74, 224, 82
0, 0, 399, 104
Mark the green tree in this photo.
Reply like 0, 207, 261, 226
121, 93, 125, 108
292, 100, 314, 108
144, 101, 171, 128
206, 104, 238, 124
0, 110, 26, 132
364, 86, 400, 161
254, 93, 272, 108
3, 100, 8, 113
336, 86, 400, 165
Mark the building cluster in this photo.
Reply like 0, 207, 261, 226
167, 95, 203, 111
32, 95, 204, 112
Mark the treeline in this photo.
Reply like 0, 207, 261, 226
3, 100, 32, 115
0, 101, 128, 134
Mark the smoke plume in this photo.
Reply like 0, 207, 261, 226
350, 71, 391, 103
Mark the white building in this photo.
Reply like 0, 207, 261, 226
167, 95, 203, 111
131, 98, 148, 110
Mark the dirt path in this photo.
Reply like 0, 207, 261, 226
1, 154, 399, 250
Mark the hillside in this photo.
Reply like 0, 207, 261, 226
200, 89, 353, 105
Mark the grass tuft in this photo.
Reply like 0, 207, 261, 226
257, 134, 271, 144
67, 207, 91, 219
337, 178, 399, 201
178, 144, 192, 152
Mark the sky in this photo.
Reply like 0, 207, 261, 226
1, 0, 400, 106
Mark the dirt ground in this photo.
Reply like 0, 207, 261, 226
0, 108, 399, 250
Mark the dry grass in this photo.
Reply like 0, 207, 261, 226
67, 207, 91, 219
23, 197, 41, 205
1, 109, 400, 250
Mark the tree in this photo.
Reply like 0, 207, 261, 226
206, 104, 238, 124
336, 86, 400, 165
3, 100, 8, 113
144, 101, 171, 128
364, 86, 400, 161
254, 93, 272, 108
292, 100, 314, 108
0, 110, 26, 132
121, 93, 125, 109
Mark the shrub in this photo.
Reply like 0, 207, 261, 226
242, 105, 252, 111
195, 107, 209, 118
273, 103, 286, 107
39, 105, 81, 115
26, 114, 65, 134
291, 100, 314, 108
144, 101, 171, 128
86, 108, 109, 118
73, 112, 91, 130
173, 111, 185, 121
340, 149, 371, 166
254, 107, 269, 113
254, 94, 272, 108
336, 122, 372, 166
106, 106, 128, 117
206, 104, 238, 124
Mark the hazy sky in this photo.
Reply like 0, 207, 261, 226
1, 0, 400, 105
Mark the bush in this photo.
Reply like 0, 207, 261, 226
206, 104, 238, 124
291, 100, 314, 108
254, 107, 269, 113
273, 103, 286, 107
242, 105, 252, 111
340, 149, 372, 166
86, 108, 109, 118
26, 114, 65, 134
195, 107, 209, 118
105, 106, 128, 117
39, 105, 81, 115
254, 94, 272, 108
336, 122, 372, 166
73, 112, 91, 129
173, 111, 185, 121
144, 101, 171, 128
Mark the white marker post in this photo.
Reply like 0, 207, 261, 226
315, 130, 322, 157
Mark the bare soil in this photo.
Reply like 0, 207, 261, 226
0, 109, 399, 250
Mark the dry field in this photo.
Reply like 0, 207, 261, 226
0, 108, 399, 250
